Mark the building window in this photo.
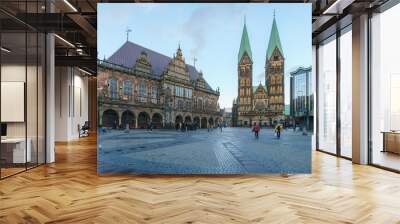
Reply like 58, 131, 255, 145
175, 86, 185, 97
340, 28, 352, 158
188, 89, 192, 98
294, 73, 306, 115
123, 80, 132, 98
177, 100, 183, 109
318, 35, 337, 154
139, 81, 147, 102
151, 85, 157, 103
110, 78, 118, 100
370, 4, 400, 171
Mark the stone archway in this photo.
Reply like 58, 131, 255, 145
138, 112, 150, 129
102, 109, 119, 129
184, 115, 192, 124
193, 117, 200, 128
208, 117, 214, 127
152, 113, 163, 129
201, 117, 207, 128
175, 115, 183, 129
121, 110, 135, 129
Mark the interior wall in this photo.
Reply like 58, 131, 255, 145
55, 67, 89, 141
1, 65, 37, 138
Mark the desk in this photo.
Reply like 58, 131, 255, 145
1, 138, 31, 164
382, 131, 400, 154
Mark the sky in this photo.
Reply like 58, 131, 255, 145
98, 3, 312, 108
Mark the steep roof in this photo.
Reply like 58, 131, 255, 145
238, 22, 252, 63
266, 16, 284, 60
107, 41, 214, 91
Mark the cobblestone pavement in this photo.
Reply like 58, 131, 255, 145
98, 127, 311, 174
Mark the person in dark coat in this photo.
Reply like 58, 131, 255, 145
252, 122, 261, 138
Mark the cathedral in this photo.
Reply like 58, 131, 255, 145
233, 15, 285, 127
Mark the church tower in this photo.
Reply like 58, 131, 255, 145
265, 13, 285, 115
237, 19, 253, 126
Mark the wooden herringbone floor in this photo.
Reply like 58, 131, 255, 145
1, 135, 400, 224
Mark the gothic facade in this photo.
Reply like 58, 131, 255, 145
234, 16, 285, 127
98, 41, 222, 129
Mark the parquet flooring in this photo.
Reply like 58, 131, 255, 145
1, 135, 400, 223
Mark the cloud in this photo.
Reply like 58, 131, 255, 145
182, 5, 246, 57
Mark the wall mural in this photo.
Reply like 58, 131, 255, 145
97, 3, 312, 174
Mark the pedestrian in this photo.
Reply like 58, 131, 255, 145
150, 121, 153, 132
252, 122, 260, 138
275, 123, 282, 139
219, 123, 222, 132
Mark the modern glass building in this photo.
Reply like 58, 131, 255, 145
290, 66, 313, 131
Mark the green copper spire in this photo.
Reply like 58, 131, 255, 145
238, 18, 252, 63
266, 13, 284, 60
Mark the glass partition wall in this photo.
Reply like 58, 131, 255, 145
316, 25, 353, 159
0, 2, 46, 179
317, 35, 337, 155
370, 3, 400, 171
339, 27, 352, 159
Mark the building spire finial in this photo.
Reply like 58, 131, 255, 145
244, 15, 246, 25
273, 9, 276, 18
126, 27, 132, 42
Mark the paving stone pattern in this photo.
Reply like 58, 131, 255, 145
98, 127, 311, 174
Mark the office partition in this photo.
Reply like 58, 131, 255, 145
0, 1, 46, 179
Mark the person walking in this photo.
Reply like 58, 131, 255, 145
219, 123, 223, 132
252, 122, 260, 139
275, 123, 282, 139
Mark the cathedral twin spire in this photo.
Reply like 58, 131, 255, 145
238, 13, 284, 63
266, 14, 284, 60
238, 17, 253, 63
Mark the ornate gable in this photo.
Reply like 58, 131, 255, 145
196, 70, 206, 89
134, 51, 152, 74
164, 45, 190, 82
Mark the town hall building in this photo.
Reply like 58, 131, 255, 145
97, 42, 222, 129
